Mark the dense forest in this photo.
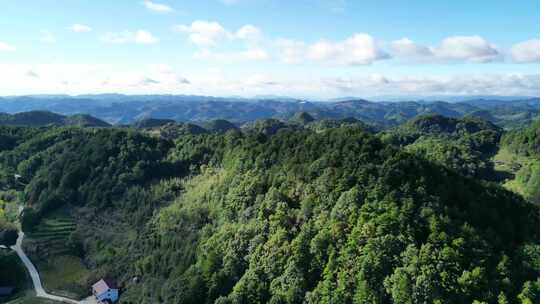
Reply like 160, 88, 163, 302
2, 113, 540, 303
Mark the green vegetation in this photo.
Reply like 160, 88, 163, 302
117, 127, 540, 304
502, 120, 540, 158
63, 114, 111, 128
381, 114, 501, 179
495, 121, 540, 205
241, 118, 292, 135
203, 119, 239, 133
3, 113, 540, 303
25, 212, 77, 256
146, 122, 209, 139
23, 211, 91, 299
0, 191, 19, 247
34, 255, 91, 300
0, 111, 110, 128
0, 251, 30, 302
134, 118, 176, 129
291, 112, 315, 125
306, 118, 373, 133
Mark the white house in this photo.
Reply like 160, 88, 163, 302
92, 279, 119, 303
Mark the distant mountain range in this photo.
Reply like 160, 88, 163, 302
0, 111, 110, 127
0, 94, 539, 128
363, 95, 537, 102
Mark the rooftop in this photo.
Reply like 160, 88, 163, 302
92, 279, 118, 294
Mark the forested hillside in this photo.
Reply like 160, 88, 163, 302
495, 121, 540, 205
381, 115, 502, 179
0, 111, 110, 127
1, 115, 540, 303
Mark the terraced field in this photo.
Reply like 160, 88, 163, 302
23, 213, 91, 300
26, 217, 77, 256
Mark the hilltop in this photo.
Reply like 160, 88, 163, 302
0, 111, 110, 127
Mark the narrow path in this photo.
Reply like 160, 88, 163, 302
10, 231, 80, 303
9, 206, 97, 304
4, 206, 97, 304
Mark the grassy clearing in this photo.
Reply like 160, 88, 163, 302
493, 148, 540, 203
35, 256, 90, 300
493, 148, 526, 194
24, 211, 91, 300
493, 148, 527, 173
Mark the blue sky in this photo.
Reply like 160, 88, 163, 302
0, 0, 539, 98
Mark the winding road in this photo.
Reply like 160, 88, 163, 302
8, 205, 97, 303
10, 231, 81, 304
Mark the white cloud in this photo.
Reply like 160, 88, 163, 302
434, 36, 500, 62
278, 33, 388, 66
174, 20, 262, 47
320, 73, 540, 97
138, 77, 160, 86
0, 64, 192, 95
101, 30, 158, 44
242, 47, 270, 61
276, 39, 306, 64
391, 36, 500, 63
135, 30, 159, 44
512, 39, 540, 63
176, 23, 390, 66
235, 25, 262, 41
177, 77, 191, 84
40, 30, 56, 43
142, 0, 173, 13
1, 63, 539, 98
70, 24, 92, 33
193, 47, 270, 62
0, 42, 16, 52
180, 21, 267, 62
243, 74, 280, 87
25, 70, 39, 78
391, 38, 431, 58
174, 21, 228, 46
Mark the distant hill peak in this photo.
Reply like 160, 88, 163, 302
293, 112, 315, 124
407, 114, 499, 135
0, 111, 110, 127
203, 119, 239, 133
134, 118, 176, 129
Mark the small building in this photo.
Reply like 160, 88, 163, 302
92, 279, 119, 303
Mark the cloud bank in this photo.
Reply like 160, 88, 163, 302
1, 64, 539, 98
391, 36, 501, 63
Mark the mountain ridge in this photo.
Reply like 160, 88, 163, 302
2, 95, 540, 128
0, 110, 110, 127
